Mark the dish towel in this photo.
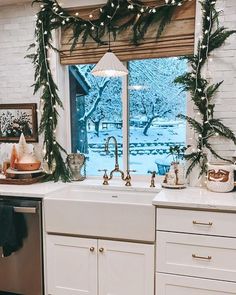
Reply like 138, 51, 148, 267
0, 204, 27, 257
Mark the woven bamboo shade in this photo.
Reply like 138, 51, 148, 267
60, 0, 196, 65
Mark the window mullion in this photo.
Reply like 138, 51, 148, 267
122, 62, 129, 173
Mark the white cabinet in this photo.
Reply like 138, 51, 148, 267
156, 208, 236, 294
46, 235, 154, 295
156, 273, 236, 295
46, 235, 97, 295
156, 231, 236, 282
156, 208, 236, 237
98, 240, 154, 295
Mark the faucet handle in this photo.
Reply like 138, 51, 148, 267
148, 170, 156, 177
98, 169, 109, 185
98, 169, 108, 173
148, 171, 157, 188
126, 169, 136, 178
125, 170, 136, 187
127, 169, 136, 173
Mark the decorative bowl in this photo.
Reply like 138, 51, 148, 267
15, 161, 41, 171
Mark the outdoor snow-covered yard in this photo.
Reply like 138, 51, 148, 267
86, 122, 186, 175
70, 57, 187, 176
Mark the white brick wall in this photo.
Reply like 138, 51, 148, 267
0, 3, 38, 103
0, 0, 235, 161
207, 0, 236, 158
0, 3, 40, 162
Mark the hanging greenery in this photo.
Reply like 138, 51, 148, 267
28, 0, 235, 181
175, 0, 236, 177
28, 0, 190, 181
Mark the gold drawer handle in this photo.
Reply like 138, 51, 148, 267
192, 254, 212, 260
193, 221, 213, 226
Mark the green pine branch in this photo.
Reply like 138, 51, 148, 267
175, 0, 236, 177
177, 114, 203, 134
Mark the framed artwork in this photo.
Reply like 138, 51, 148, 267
0, 103, 38, 142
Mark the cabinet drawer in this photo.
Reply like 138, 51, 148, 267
156, 208, 236, 237
156, 231, 236, 282
156, 273, 236, 295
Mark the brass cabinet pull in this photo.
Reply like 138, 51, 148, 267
99, 248, 104, 253
192, 254, 212, 260
90, 247, 95, 252
193, 220, 213, 226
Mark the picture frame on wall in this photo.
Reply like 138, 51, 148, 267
0, 103, 38, 142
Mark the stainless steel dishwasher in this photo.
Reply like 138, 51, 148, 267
0, 197, 43, 295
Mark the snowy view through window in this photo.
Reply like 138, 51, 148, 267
69, 57, 187, 176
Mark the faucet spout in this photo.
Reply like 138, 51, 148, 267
105, 136, 119, 168
104, 136, 124, 181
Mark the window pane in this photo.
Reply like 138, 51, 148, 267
128, 57, 187, 175
69, 64, 123, 176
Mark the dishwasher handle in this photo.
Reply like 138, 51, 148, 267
14, 206, 37, 214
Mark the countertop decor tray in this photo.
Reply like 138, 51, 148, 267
0, 175, 45, 185
0, 168, 45, 185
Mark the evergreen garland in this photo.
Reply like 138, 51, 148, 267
28, 0, 189, 181
28, 0, 235, 181
175, 0, 236, 177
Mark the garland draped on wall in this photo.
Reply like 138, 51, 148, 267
175, 0, 236, 177
28, 0, 235, 181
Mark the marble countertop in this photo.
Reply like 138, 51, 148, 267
152, 187, 236, 212
0, 178, 236, 212
0, 182, 66, 198
0, 178, 160, 198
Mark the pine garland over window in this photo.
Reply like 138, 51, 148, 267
28, 0, 235, 181
175, 0, 236, 177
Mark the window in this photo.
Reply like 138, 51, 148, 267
69, 57, 187, 176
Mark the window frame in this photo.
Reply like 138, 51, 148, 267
121, 67, 129, 173
67, 59, 188, 177
50, 27, 192, 180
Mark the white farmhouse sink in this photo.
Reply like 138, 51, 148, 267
44, 188, 156, 242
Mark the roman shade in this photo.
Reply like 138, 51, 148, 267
60, 0, 196, 65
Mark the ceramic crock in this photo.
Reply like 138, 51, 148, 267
206, 163, 234, 193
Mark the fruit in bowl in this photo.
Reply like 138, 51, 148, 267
15, 161, 41, 171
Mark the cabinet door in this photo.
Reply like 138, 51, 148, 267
98, 240, 154, 295
46, 235, 97, 295
156, 273, 236, 295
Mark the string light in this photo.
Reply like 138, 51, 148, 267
46, 0, 193, 35
33, 0, 202, 181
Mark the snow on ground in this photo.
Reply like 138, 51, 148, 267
85, 123, 186, 175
